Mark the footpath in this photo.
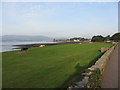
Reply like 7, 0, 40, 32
101, 43, 119, 88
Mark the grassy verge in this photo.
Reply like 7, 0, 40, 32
2, 43, 112, 88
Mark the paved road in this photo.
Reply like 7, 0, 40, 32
101, 43, 119, 88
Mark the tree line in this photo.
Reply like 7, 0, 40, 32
91, 32, 120, 42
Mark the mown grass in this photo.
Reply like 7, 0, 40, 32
2, 43, 112, 88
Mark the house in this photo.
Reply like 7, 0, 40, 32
74, 39, 80, 42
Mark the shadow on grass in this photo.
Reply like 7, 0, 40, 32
59, 63, 85, 88
59, 53, 104, 88
87, 53, 104, 68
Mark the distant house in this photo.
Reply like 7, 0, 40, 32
74, 39, 80, 42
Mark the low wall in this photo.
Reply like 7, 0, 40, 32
88, 45, 116, 74
67, 45, 116, 89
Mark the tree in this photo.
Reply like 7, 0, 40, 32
104, 35, 111, 41
110, 33, 120, 41
91, 35, 105, 42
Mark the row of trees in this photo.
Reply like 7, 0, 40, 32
91, 33, 120, 42
69, 37, 89, 41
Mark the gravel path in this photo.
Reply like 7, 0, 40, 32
101, 43, 119, 88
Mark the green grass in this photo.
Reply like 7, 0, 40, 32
2, 43, 113, 88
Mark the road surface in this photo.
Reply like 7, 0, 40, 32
101, 43, 119, 88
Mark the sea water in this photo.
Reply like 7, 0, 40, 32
1, 41, 56, 52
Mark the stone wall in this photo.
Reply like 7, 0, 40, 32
67, 45, 116, 89
88, 45, 115, 73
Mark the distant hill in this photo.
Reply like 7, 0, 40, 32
1, 35, 53, 41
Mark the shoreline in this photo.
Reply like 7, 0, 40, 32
1, 41, 57, 52
1, 41, 87, 52
12, 41, 86, 51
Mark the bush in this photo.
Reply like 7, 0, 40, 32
85, 69, 102, 88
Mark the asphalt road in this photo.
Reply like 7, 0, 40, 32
101, 43, 119, 88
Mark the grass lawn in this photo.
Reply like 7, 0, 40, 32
2, 43, 113, 88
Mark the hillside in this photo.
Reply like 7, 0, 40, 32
1, 35, 53, 41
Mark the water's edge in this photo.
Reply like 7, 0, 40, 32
1, 41, 56, 52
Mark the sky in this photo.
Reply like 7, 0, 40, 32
1, 2, 118, 38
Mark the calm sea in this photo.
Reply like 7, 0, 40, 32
1, 41, 55, 52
